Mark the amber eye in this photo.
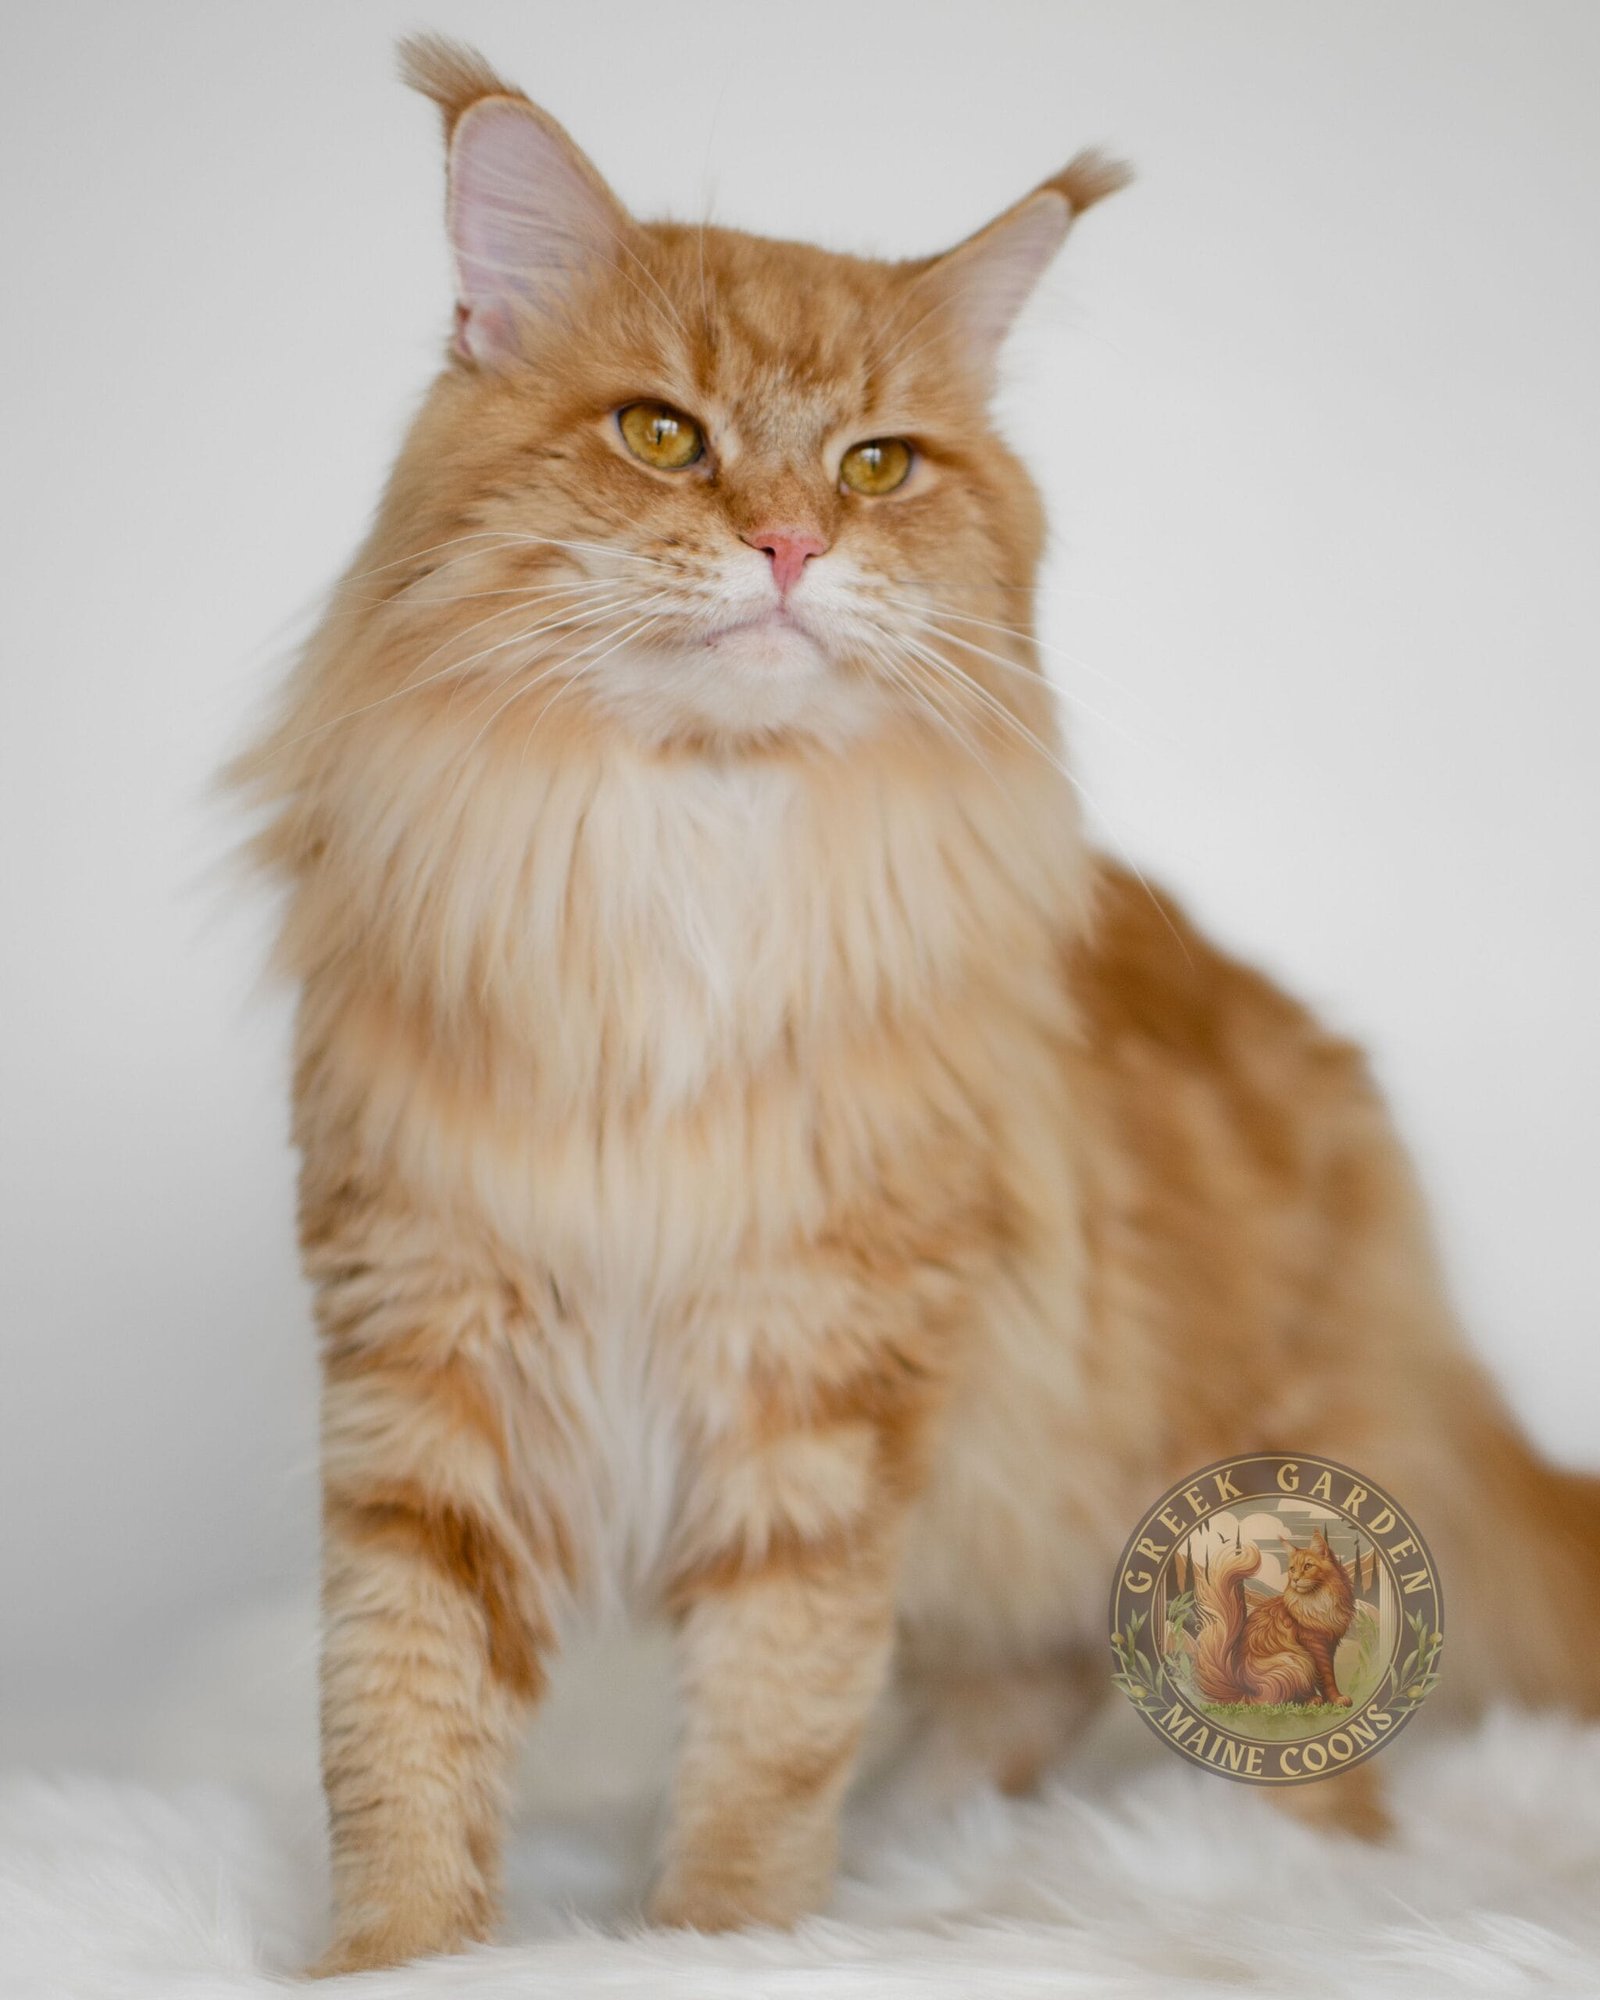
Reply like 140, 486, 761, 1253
840, 437, 913, 496
618, 401, 704, 470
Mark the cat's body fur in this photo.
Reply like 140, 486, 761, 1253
1192, 1530, 1357, 1708
237, 38, 1600, 1974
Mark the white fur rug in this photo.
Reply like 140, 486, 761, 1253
5, 1600, 1598, 1999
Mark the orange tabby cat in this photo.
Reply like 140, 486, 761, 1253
235, 36, 1600, 1974
1192, 1529, 1356, 1708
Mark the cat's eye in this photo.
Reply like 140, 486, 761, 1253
840, 438, 913, 496
617, 401, 704, 470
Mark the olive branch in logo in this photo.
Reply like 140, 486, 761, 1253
1111, 1592, 1198, 1707
1109, 1608, 1157, 1704
1110, 1608, 1166, 1706
1385, 1608, 1444, 1711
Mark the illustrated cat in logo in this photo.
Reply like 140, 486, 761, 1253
1192, 1527, 1357, 1706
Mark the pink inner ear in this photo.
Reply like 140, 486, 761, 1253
452, 298, 510, 364
927, 189, 1073, 380
446, 97, 625, 365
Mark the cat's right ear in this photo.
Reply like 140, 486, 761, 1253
400, 35, 633, 368
915, 152, 1131, 385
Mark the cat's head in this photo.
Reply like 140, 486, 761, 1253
352, 36, 1126, 756
1285, 1528, 1348, 1596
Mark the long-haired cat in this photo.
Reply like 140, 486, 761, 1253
234, 36, 1600, 1974
1192, 1528, 1357, 1708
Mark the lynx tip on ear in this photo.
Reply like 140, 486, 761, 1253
1043, 149, 1135, 219
397, 32, 526, 137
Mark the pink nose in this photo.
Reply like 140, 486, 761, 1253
742, 527, 829, 596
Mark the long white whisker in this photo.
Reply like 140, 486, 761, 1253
277, 592, 647, 749
896, 631, 1075, 782
341, 530, 545, 587
897, 611, 1146, 746
887, 634, 1029, 773
869, 260, 950, 365
381, 580, 622, 609
467, 533, 669, 569
387, 590, 640, 717
450, 626, 620, 745
523, 611, 668, 758
455, 611, 655, 763
881, 595, 1151, 707
347, 532, 669, 593
875, 637, 998, 777
613, 237, 692, 344
446, 594, 670, 733
894, 631, 1193, 965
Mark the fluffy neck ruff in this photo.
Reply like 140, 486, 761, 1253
257, 683, 1091, 1112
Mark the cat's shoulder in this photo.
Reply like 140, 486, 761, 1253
1071, 858, 1373, 1105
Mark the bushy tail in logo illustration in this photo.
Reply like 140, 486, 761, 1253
1192, 1529, 1356, 1706
1192, 1540, 1263, 1703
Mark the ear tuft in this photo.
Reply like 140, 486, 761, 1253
398, 33, 523, 137
400, 37, 634, 371
1045, 149, 1135, 219
914, 146, 1131, 384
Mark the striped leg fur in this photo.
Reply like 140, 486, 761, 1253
304, 1225, 563, 1975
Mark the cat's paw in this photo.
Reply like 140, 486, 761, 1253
649, 1868, 812, 1933
1271, 1763, 1392, 1842
309, 1939, 398, 1979
307, 1915, 480, 1978
648, 1884, 747, 1933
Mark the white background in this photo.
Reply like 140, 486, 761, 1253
3, 2, 1597, 1725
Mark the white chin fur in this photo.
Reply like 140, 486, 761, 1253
589, 631, 886, 747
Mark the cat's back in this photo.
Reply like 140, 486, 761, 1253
1073, 860, 1371, 1123
1063, 859, 1410, 1469
1070, 858, 1382, 1225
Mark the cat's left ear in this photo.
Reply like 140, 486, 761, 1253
916, 152, 1131, 384
400, 34, 635, 368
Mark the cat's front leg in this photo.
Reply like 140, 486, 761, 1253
651, 1521, 902, 1930
650, 1390, 931, 1931
305, 1231, 566, 1975
1305, 1634, 1351, 1708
